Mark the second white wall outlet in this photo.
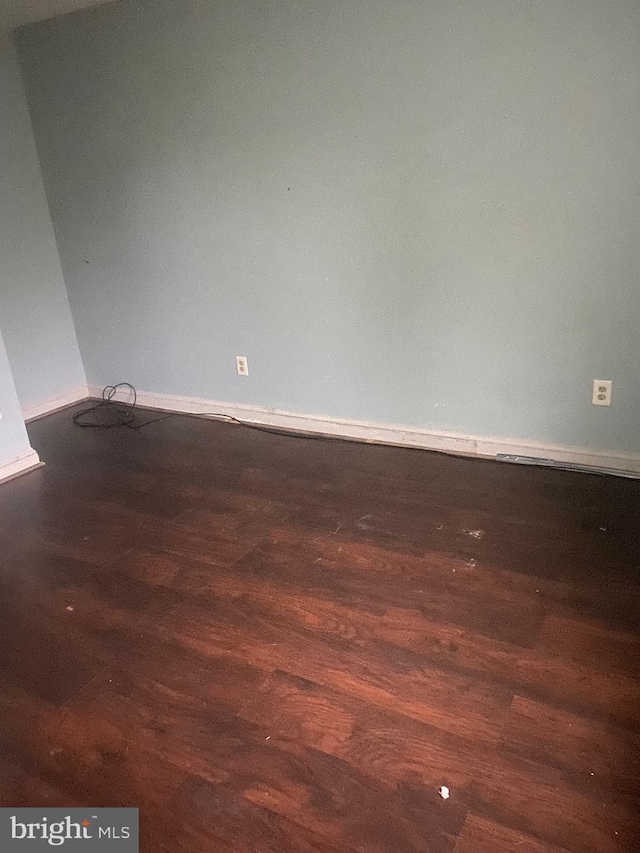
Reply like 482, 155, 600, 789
236, 356, 249, 376
592, 379, 612, 406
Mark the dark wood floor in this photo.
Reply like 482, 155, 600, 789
1, 404, 639, 852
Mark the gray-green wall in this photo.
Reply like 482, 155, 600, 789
0, 326, 32, 466
0, 36, 85, 410
16, 0, 640, 452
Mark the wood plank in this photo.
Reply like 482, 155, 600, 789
0, 404, 637, 852
0, 683, 184, 809
539, 613, 640, 680
73, 671, 466, 853
159, 598, 513, 744
500, 695, 640, 796
162, 778, 360, 853
240, 670, 636, 853
453, 814, 570, 853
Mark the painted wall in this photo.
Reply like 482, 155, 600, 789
16, 0, 640, 452
0, 326, 33, 466
0, 36, 86, 410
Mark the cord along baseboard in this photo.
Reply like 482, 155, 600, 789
84, 385, 640, 479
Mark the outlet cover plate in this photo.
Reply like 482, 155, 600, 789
592, 379, 612, 406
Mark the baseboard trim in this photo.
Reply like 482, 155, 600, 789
22, 385, 89, 422
0, 448, 43, 486
88, 385, 640, 478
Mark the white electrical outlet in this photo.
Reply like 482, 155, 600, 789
236, 356, 249, 376
592, 379, 612, 406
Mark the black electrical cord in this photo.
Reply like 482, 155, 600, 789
73, 383, 141, 429
72, 383, 343, 442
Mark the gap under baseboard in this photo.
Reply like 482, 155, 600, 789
87, 384, 640, 479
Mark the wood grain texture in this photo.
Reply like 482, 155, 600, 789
452, 814, 570, 853
0, 403, 638, 852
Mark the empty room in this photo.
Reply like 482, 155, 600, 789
0, 0, 639, 850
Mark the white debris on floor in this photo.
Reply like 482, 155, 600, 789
439, 786, 450, 800
462, 529, 484, 539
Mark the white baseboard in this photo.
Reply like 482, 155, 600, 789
22, 385, 89, 422
88, 385, 640, 478
0, 448, 43, 485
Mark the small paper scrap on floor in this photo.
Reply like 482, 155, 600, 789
439, 786, 450, 799
65, 606, 74, 612
462, 529, 484, 539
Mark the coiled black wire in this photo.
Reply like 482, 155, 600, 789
72, 383, 337, 440
73, 383, 149, 429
